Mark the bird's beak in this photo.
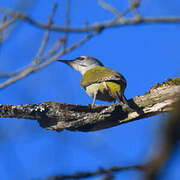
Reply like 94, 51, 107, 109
57, 59, 71, 64
57, 59, 75, 66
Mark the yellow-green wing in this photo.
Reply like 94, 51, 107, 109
81, 66, 126, 89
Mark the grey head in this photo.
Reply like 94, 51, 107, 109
57, 56, 104, 75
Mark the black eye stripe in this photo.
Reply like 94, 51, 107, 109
77, 57, 85, 60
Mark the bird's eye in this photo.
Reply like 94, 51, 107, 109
78, 57, 85, 60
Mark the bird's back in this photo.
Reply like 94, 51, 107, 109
81, 66, 126, 89
81, 66, 127, 103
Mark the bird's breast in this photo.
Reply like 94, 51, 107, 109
85, 82, 120, 102
86, 82, 107, 96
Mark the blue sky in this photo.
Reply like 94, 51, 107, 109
0, 0, 180, 179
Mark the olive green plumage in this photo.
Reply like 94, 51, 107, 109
58, 56, 128, 107
81, 66, 127, 103
81, 66, 126, 88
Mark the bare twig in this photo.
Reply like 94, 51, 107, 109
42, 37, 66, 60
33, 31, 99, 72
40, 165, 143, 180
63, 0, 71, 50
0, 2, 180, 90
128, 0, 141, 18
33, 3, 58, 64
0, 16, 17, 31
0, 15, 6, 46
0, 31, 99, 89
0, 4, 58, 79
0, 6, 180, 33
98, 0, 121, 17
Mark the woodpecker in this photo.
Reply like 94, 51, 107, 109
58, 56, 128, 107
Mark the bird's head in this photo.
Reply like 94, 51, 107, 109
57, 56, 104, 75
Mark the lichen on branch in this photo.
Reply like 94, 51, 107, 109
0, 78, 179, 132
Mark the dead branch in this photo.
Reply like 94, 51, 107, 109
0, 78, 179, 132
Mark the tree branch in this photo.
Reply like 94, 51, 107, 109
98, 0, 122, 17
0, 31, 98, 89
43, 165, 143, 180
0, 78, 179, 132
0, 2, 180, 90
0, 6, 180, 33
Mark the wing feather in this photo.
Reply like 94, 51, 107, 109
81, 66, 126, 89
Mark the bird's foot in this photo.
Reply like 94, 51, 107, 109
88, 103, 96, 109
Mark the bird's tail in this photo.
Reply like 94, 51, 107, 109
115, 92, 128, 105
121, 94, 128, 105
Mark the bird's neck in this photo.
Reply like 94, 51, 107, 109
79, 65, 101, 75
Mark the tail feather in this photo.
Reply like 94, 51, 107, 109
115, 92, 128, 105
121, 94, 128, 105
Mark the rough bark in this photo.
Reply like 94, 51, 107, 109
0, 78, 180, 132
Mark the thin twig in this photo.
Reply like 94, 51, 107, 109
0, 31, 99, 89
0, 15, 6, 46
128, 0, 141, 18
0, 2, 180, 87
43, 165, 143, 180
0, 16, 17, 31
98, 0, 121, 17
0, 4, 58, 79
0, 37, 63, 79
33, 31, 99, 72
63, 0, 71, 50
42, 37, 66, 60
1, 7, 180, 33
33, 3, 58, 64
